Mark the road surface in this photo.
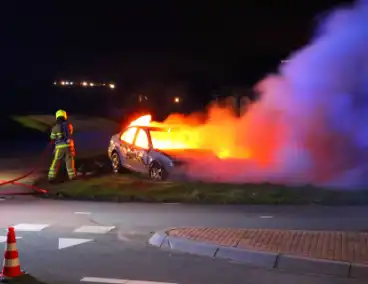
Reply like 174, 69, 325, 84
0, 195, 367, 284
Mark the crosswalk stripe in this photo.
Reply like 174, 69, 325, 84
259, 216, 274, 219
81, 278, 126, 284
0, 236, 22, 243
58, 238, 93, 249
0, 224, 116, 234
11, 224, 50, 231
74, 226, 115, 234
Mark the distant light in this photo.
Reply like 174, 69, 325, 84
56, 80, 116, 87
174, 97, 180, 103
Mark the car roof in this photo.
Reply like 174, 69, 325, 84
126, 125, 175, 131
125, 125, 167, 131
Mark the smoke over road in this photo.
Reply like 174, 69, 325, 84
179, 0, 368, 188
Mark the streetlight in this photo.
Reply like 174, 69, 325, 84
82, 81, 88, 87
174, 97, 180, 103
109, 83, 115, 89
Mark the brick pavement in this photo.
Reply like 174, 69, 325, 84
167, 228, 368, 264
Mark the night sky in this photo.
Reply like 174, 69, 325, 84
0, 0, 354, 112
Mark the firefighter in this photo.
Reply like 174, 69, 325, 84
48, 109, 76, 181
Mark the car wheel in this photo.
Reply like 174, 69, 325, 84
111, 152, 123, 174
149, 162, 168, 181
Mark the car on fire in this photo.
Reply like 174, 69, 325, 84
108, 124, 214, 181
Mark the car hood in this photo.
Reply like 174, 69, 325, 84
111, 133, 120, 142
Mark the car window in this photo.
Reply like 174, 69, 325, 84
120, 127, 137, 144
150, 128, 190, 149
135, 129, 149, 149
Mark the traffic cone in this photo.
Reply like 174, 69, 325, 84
0, 227, 24, 281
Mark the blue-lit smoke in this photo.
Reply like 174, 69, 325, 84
187, 0, 368, 188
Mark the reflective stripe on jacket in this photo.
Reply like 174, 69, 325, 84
50, 121, 74, 149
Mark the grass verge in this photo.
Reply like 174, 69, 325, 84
33, 170, 368, 205
11, 115, 119, 133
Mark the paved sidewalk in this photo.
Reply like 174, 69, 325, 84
167, 228, 368, 264
150, 227, 368, 279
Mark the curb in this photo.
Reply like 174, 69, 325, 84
149, 231, 368, 279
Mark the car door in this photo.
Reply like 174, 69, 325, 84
119, 126, 138, 170
129, 128, 151, 173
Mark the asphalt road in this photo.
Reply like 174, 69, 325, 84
0, 195, 367, 284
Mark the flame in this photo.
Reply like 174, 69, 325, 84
128, 114, 152, 127
124, 106, 252, 160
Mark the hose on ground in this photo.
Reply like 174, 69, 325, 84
0, 142, 53, 194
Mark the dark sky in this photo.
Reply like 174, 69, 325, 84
0, 0, 354, 87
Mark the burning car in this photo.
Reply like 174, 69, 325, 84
108, 115, 216, 180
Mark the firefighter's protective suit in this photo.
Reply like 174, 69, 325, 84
48, 110, 76, 181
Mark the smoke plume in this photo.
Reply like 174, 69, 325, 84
180, 0, 368, 188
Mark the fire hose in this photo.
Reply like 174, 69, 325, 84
0, 142, 53, 194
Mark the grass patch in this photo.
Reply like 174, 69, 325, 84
11, 115, 119, 133
34, 172, 368, 205
12, 116, 50, 132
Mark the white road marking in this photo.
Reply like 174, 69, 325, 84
58, 238, 93, 249
259, 215, 274, 219
81, 277, 127, 284
81, 277, 176, 284
0, 198, 6, 201
126, 281, 176, 284
0, 236, 22, 243
125, 280, 176, 284
12, 224, 50, 231
74, 226, 115, 234
74, 212, 92, 215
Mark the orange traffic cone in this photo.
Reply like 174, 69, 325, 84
0, 227, 24, 281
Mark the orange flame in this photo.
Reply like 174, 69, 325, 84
124, 106, 252, 160
128, 114, 152, 127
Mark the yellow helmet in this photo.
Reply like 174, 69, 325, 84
55, 109, 67, 120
